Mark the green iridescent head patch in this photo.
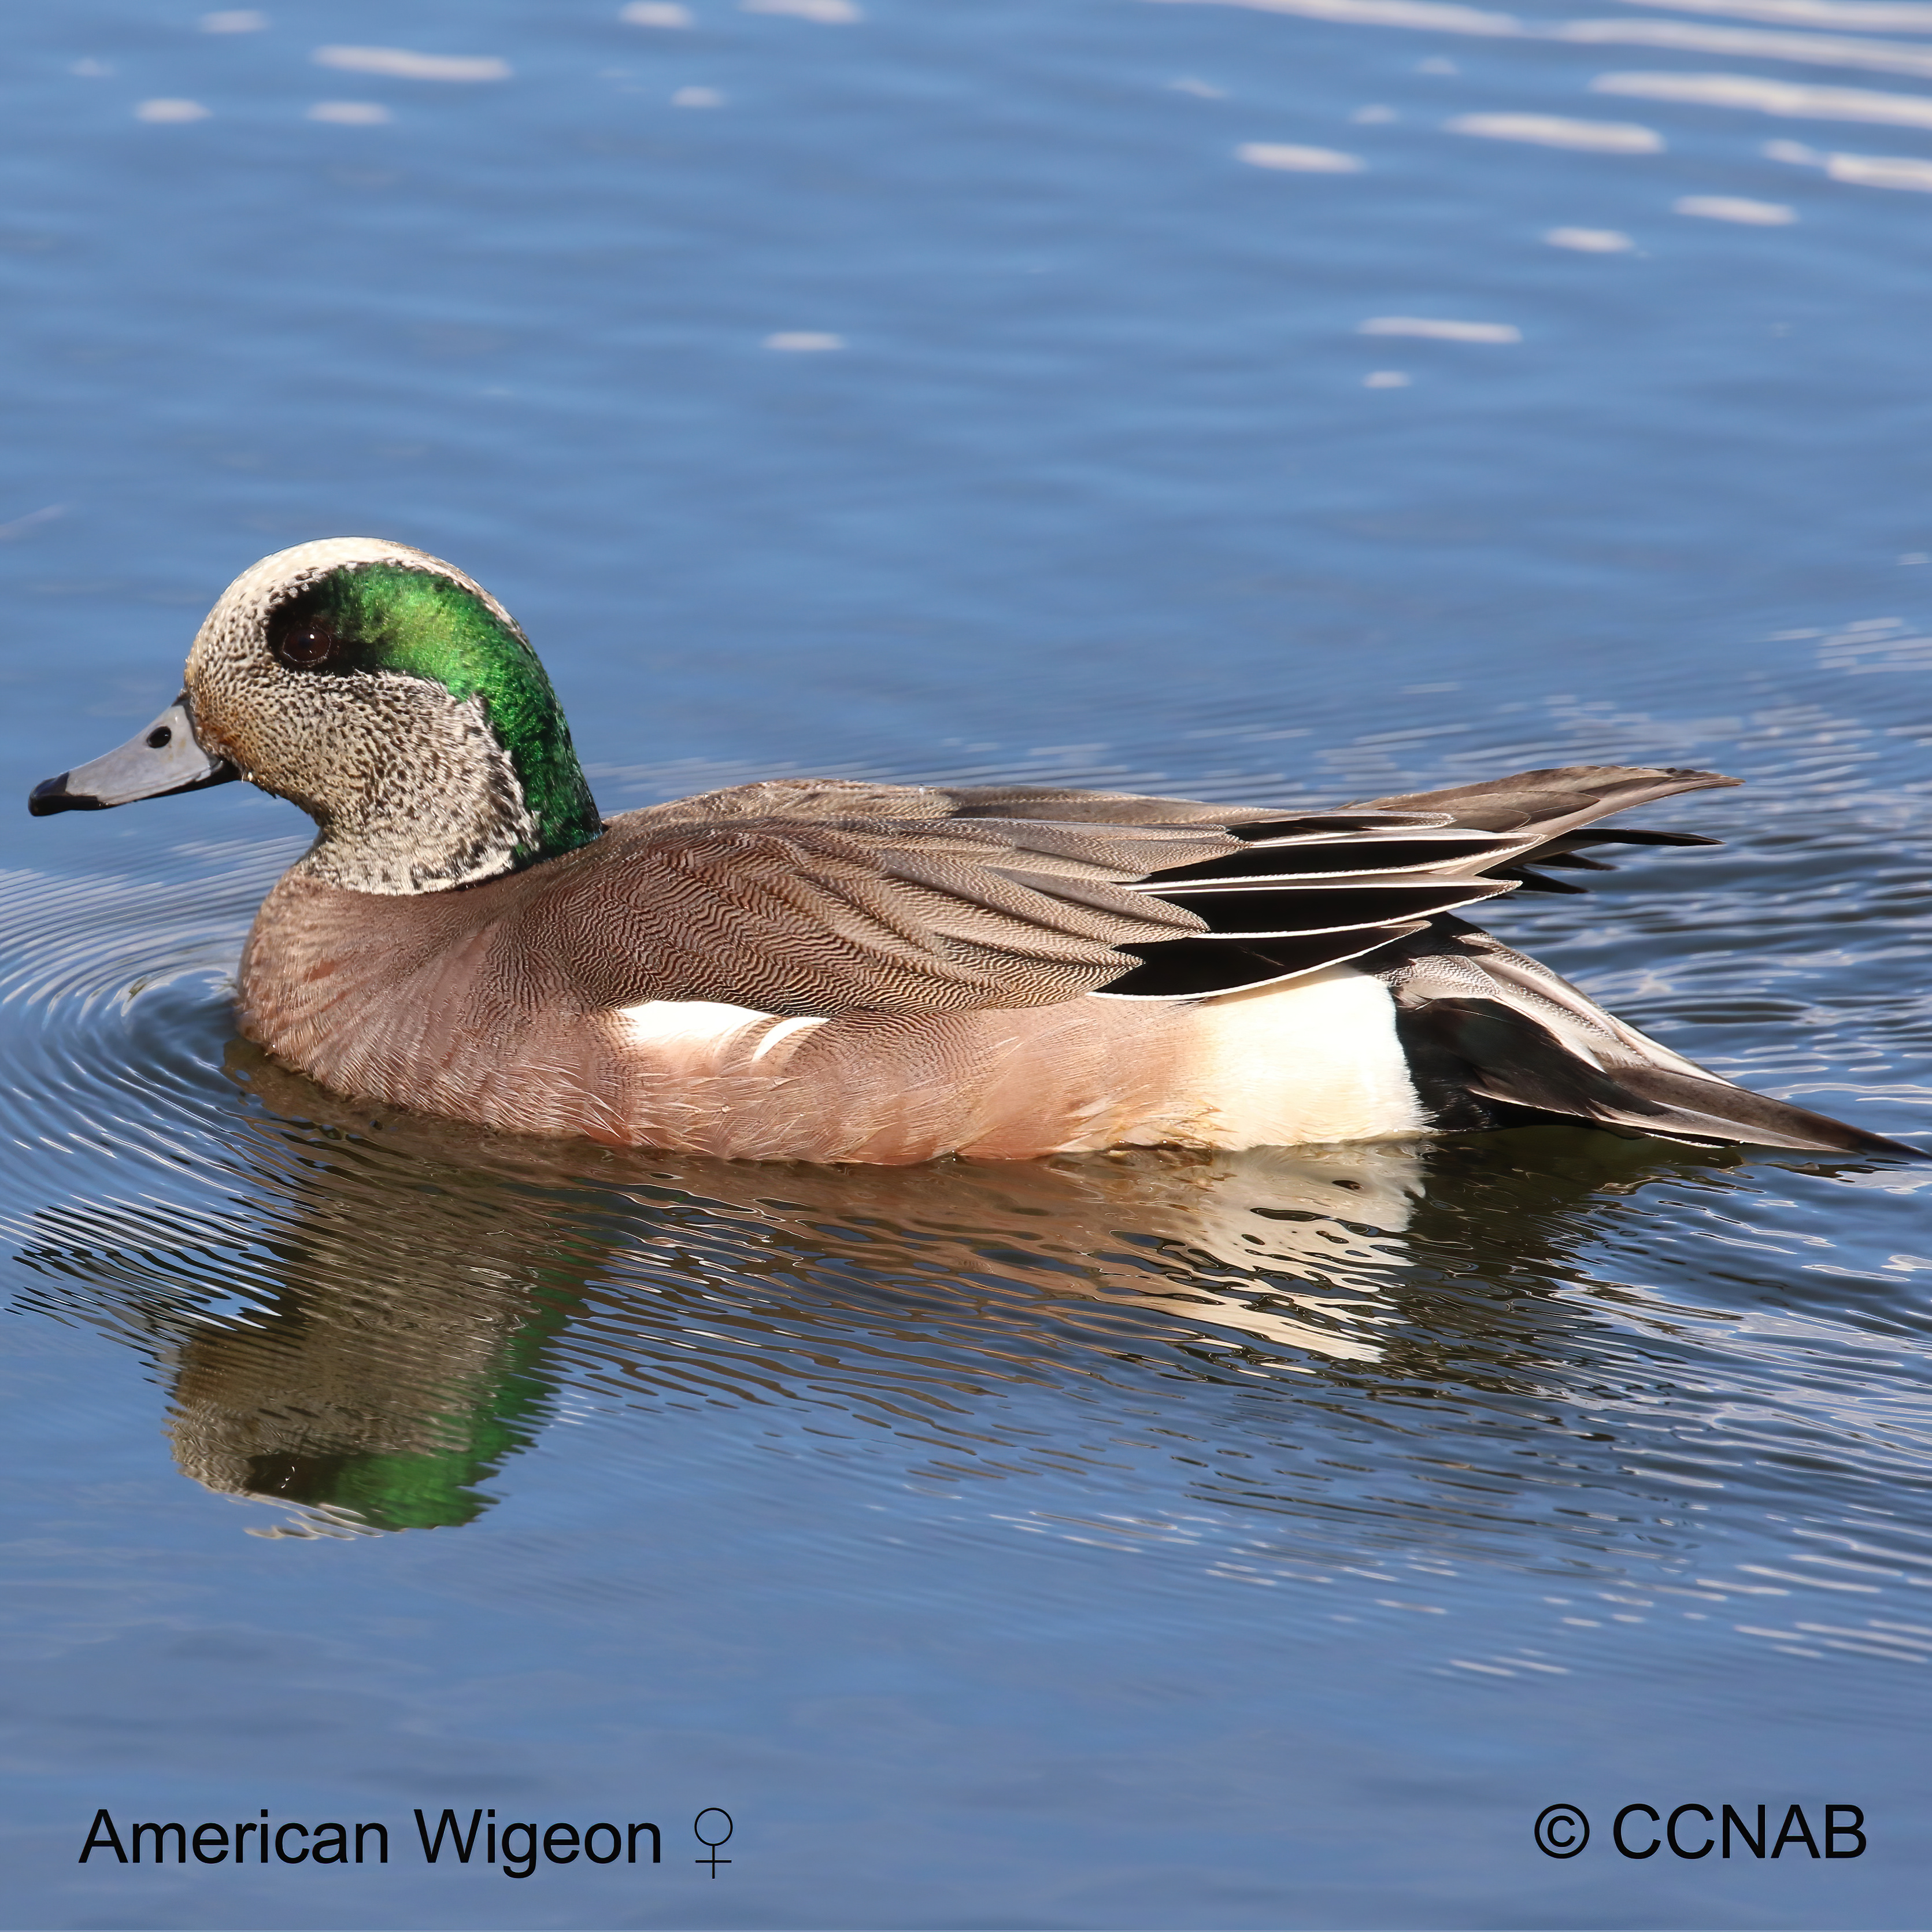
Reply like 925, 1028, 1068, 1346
268, 562, 602, 868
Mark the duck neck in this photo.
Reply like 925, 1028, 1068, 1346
490, 693, 604, 873
292, 678, 603, 897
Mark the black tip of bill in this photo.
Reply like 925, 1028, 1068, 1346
28, 772, 103, 816
28, 696, 239, 819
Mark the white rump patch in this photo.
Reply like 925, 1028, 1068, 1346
1184, 967, 1428, 1147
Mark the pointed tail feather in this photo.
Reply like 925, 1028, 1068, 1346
1379, 921, 1918, 1157
1346, 764, 1741, 837
1410, 995, 1914, 1153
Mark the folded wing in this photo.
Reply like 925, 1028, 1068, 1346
527, 765, 1730, 1017
522, 803, 1233, 1015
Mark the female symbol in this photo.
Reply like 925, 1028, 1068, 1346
693, 1808, 733, 1877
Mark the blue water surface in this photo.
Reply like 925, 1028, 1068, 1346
3, 0, 1932, 1924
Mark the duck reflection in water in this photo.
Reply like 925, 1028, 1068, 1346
10, 1041, 1802, 1534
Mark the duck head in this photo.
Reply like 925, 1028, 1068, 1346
29, 538, 603, 894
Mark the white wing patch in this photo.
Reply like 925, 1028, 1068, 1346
749, 1015, 828, 1061
611, 998, 827, 1066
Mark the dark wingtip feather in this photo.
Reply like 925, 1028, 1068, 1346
1574, 828, 1724, 849
1394, 992, 1919, 1157
1492, 868, 1591, 895
1604, 1066, 1923, 1158
1098, 923, 1432, 999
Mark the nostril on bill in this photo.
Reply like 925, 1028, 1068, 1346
146, 726, 172, 749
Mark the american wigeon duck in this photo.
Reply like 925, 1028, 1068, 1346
29, 538, 1912, 1163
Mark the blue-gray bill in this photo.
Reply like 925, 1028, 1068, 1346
28, 695, 238, 816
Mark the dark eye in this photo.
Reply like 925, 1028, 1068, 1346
273, 618, 338, 670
